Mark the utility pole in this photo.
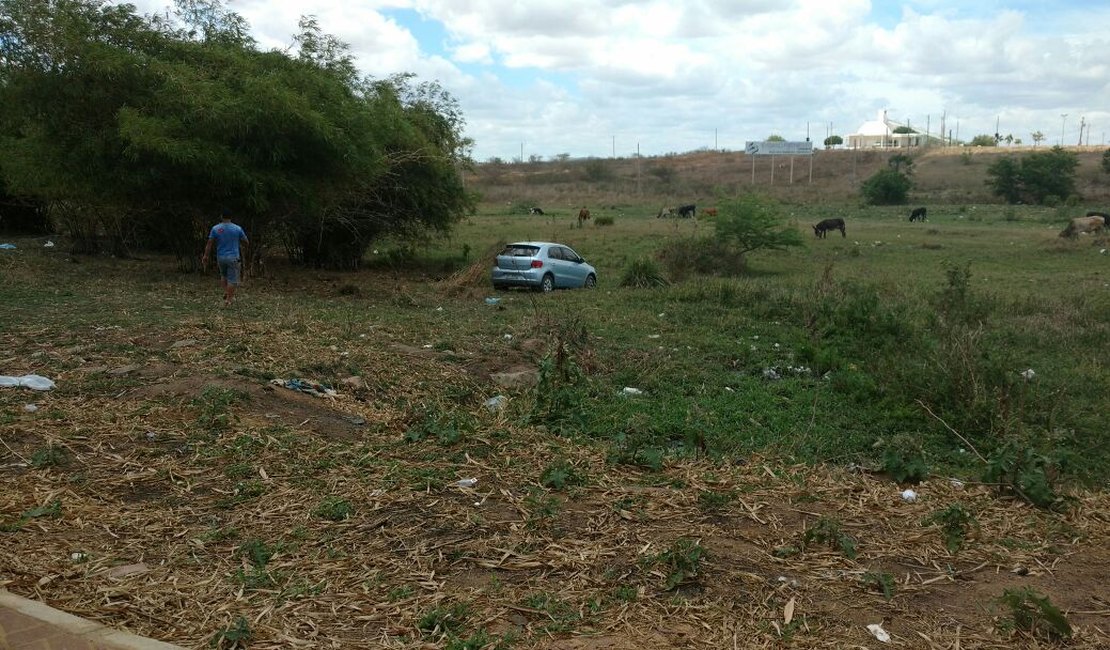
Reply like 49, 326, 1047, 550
1078, 116, 1085, 146
611, 135, 615, 158
714, 128, 718, 151
1060, 114, 1067, 146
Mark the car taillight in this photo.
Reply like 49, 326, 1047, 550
530, 260, 543, 268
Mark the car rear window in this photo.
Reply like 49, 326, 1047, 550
500, 245, 539, 257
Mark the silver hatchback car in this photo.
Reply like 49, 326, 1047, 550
491, 242, 598, 292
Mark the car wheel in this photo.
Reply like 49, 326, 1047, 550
492, 283, 507, 291
540, 274, 555, 293
583, 274, 596, 289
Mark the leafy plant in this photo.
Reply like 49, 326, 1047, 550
802, 517, 857, 559
881, 434, 929, 483
1102, 148, 1110, 174
418, 602, 470, 636
997, 588, 1072, 640
314, 497, 354, 521
210, 616, 252, 649
192, 386, 248, 434
697, 489, 736, 513
986, 147, 1079, 204
594, 215, 614, 226
712, 194, 804, 257
619, 258, 669, 288
862, 570, 896, 600
648, 538, 707, 590
30, 445, 67, 468
860, 168, 911, 205
237, 538, 276, 568
923, 504, 976, 553
984, 438, 1062, 509
540, 460, 583, 491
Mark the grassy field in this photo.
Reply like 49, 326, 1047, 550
1, 200, 1109, 649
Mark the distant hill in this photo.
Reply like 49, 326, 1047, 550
466, 146, 1110, 208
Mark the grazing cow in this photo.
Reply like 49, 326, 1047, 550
909, 207, 927, 222
529, 207, 545, 216
677, 204, 696, 219
813, 218, 846, 239
577, 208, 591, 227
703, 207, 718, 217
657, 206, 675, 218
1059, 215, 1106, 238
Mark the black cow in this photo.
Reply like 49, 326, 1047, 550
909, 207, 927, 222
677, 204, 696, 218
813, 218, 846, 239
529, 207, 545, 216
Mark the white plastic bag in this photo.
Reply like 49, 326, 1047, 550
0, 375, 55, 391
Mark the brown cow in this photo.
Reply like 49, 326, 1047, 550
1059, 215, 1106, 238
703, 207, 718, 217
577, 208, 591, 228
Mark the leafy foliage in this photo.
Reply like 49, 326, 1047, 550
881, 434, 929, 483
0, 0, 473, 267
823, 135, 843, 148
862, 570, 896, 600
887, 153, 914, 174
923, 504, 976, 553
860, 168, 911, 205
985, 147, 1079, 204
969, 134, 996, 147
984, 438, 1062, 509
802, 517, 857, 559
713, 194, 804, 256
647, 538, 706, 590
997, 588, 1072, 640
619, 258, 669, 287
1102, 148, 1110, 174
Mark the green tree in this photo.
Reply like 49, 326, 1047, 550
823, 135, 843, 148
888, 153, 914, 174
892, 126, 917, 134
860, 168, 912, 205
1031, 131, 1045, 148
766, 134, 785, 142
1101, 148, 1110, 174
0, 0, 473, 268
969, 134, 996, 147
713, 194, 803, 257
985, 147, 1079, 204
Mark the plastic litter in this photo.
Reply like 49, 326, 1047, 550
901, 489, 918, 503
269, 378, 337, 398
454, 478, 478, 488
484, 395, 507, 413
621, 387, 644, 396
0, 243, 15, 250
1019, 368, 1036, 381
0, 375, 56, 391
44, 240, 55, 248
484, 297, 501, 305
24, 404, 38, 412
867, 623, 891, 643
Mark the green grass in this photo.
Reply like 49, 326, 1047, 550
2, 203, 1108, 488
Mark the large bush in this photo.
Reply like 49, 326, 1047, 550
860, 169, 911, 205
985, 147, 1079, 205
0, 0, 473, 267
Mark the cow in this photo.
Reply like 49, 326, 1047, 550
1087, 210, 1109, 220
813, 218, 846, 239
909, 207, 927, 222
1059, 215, 1106, 238
657, 206, 675, 219
703, 207, 718, 217
577, 208, 591, 228
677, 204, 696, 219
529, 207, 545, 216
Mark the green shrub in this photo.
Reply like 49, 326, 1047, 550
862, 570, 896, 600
802, 517, 857, 559
594, 215, 614, 226
923, 503, 976, 552
656, 237, 733, 281
619, 257, 669, 287
647, 538, 706, 590
314, 497, 354, 521
997, 588, 1072, 640
860, 168, 911, 205
881, 434, 929, 483
983, 438, 1062, 509
540, 460, 583, 490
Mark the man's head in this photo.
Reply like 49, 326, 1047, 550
220, 208, 232, 221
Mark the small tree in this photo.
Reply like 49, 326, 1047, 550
713, 194, 803, 257
1031, 131, 1045, 148
860, 169, 912, 205
1102, 148, 1110, 174
888, 153, 914, 174
823, 135, 843, 149
985, 147, 1079, 204
969, 134, 996, 147
892, 126, 917, 134
766, 134, 785, 142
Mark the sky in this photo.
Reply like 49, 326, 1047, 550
123, 0, 1110, 161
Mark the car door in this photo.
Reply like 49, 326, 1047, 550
545, 246, 569, 287
556, 246, 587, 286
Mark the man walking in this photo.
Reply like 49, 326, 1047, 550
201, 209, 249, 307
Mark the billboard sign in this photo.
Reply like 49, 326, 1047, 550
745, 140, 814, 155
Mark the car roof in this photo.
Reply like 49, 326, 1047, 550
505, 241, 569, 248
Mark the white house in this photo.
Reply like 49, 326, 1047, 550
847, 110, 935, 149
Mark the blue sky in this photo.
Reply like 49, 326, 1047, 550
125, 0, 1110, 161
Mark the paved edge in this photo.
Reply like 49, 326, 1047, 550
0, 590, 186, 650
